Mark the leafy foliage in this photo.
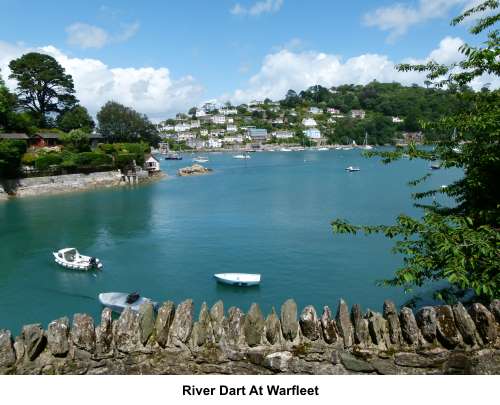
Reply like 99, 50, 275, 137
0, 139, 27, 178
57, 105, 95, 133
332, 1, 500, 302
59, 129, 91, 153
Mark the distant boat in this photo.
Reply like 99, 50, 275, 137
360, 132, 373, 150
98, 292, 158, 313
430, 162, 441, 170
165, 153, 182, 160
193, 156, 209, 163
345, 166, 360, 172
53, 248, 102, 271
280, 147, 292, 152
341, 146, 353, 151
318, 147, 329, 151
234, 154, 251, 159
214, 273, 261, 286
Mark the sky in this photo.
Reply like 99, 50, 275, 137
0, 0, 497, 120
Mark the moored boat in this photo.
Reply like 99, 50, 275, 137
214, 273, 261, 286
98, 292, 158, 313
345, 166, 360, 172
165, 153, 182, 160
53, 248, 102, 271
193, 156, 209, 163
234, 154, 251, 159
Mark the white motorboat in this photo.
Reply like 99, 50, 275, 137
53, 248, 102, 271
345, 166, 360, 172
318, 147, 329, 151
214, 273, 261, 286
233, 154, 251, 159
98, 292, 158, 313
280, 148, 292, 152
193, 156, 209, 163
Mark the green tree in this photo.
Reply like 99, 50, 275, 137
97, 101, 160, 145
57, 105, 94, 133
59, 129, 91, 153
0, 139, 27, 178
332, 1, 500, 303
8, 53, 77, 127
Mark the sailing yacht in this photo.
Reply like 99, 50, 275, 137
361, 132, 373, 150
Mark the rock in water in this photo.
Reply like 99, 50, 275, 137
469, 303, 497, 344
399, 307, 419, 345
0, 330, 16, 367
210, 300, 225, 343
321, 306, 339, 344
170, 299, 194, 345
452, 303, 479, 346
177, 164, 212, 176
155, 301, 175, 348
265, 307, 281, 345
22, 324, 46, 361
71, 314, 96, 353
139, 302, 155, 345
47, 317, 70, 357
335, 299, 353, 347
383, 300, 402, 345
226, 307, 245, 346
416, 306, 437, 343
435, 305, 462, 349
281, 299, 299, 342
244, 303, 265, 347
114, 308, 140, 353
299, 305, 320, 341
96, 308, 113, 354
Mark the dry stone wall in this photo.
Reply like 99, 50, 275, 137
1, 298, 499, 375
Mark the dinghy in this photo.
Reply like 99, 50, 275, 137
214, 273, 261, 286
233, 154, 251, 159
98, 292, 158, 313
345, 166, 360, 172
53, 248, 102, 271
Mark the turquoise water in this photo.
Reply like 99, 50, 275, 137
0, 150, 459, 333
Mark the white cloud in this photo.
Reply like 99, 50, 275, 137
363, 0, 469, 41
225, 36, 499, 104
231, 0, 284, 16
0, 41, 204, 119
65, 21, 140, 49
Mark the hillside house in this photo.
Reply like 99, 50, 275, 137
350, 109, 366, 119
247, 128, 268, 142
227, 124, 238, 132
304, 128, 321, 139
309, 107, 322, 115
175, 122, 191, 132
144, 155, 161, 173
392, 116, 404, 123
211, 115, 226, 125
273, 131, 294, 139
302, 118, 317, 127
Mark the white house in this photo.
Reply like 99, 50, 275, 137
178, 131, 196, 141
211, 115, 226, 125
392, 116, 404, 123
196, 110, 207, 118
208, 138, 223, 148
247, 128, 269, 142
327, 108, 341, 115
220, 108, 238, 115
272, 118, 284, 125
190, 120, 201, 128
144, 155, 160, 172
227, 123, 238, 132
200, 129, 209, 137
175, 122, 191, 132
302, 118, 317, 127
350, 109, 366, 119
309, 107, 322, 115
273, 130, 294, 139
224, 135, 244, 144
304, 128, 321, 139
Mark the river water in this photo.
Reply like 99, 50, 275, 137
0, 149, 459, 333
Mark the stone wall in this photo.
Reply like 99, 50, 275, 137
0, 170, 163, 200
0, 298, 499, 375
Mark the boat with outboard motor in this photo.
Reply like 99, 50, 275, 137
214, 273, 261, 286
345, 166, 360, 172
98, 292, 158, 313
53, 248, 102, 270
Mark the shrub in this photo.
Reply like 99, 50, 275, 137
34, 153, 62, 170
74, 152, 112, 168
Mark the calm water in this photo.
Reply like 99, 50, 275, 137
0, 149, 459, 333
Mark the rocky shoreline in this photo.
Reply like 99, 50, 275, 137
0, 170, 166, 201
0, 298, 498, 375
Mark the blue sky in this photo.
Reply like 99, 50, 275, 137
0, 0, 491, 118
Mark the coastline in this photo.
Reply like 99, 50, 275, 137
0, 170, 166, 201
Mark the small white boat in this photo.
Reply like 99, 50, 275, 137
214, 273, 261, 286
234, 154, 251, 159
360, 132, 373, 150
98, 292, 158, 313
318, 147, 329, 151
53, 248, 102, 271
280, 148, 292, 152
341, 146, 353, 151
193, 156, 209, 163
345, 166, 360, 172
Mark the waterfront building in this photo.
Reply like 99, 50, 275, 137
304, 128, 321, 139
302, 118, 317, 127
144, 155, 161, 173
190, 120, 201, 129
224, 135, 244, 144
273, 130, 294, 139
327, 108, 341, 114
247, 128, 269, 142
178, 131, 196, 141
208, 138, 223, 148
350, 109, 366, 119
